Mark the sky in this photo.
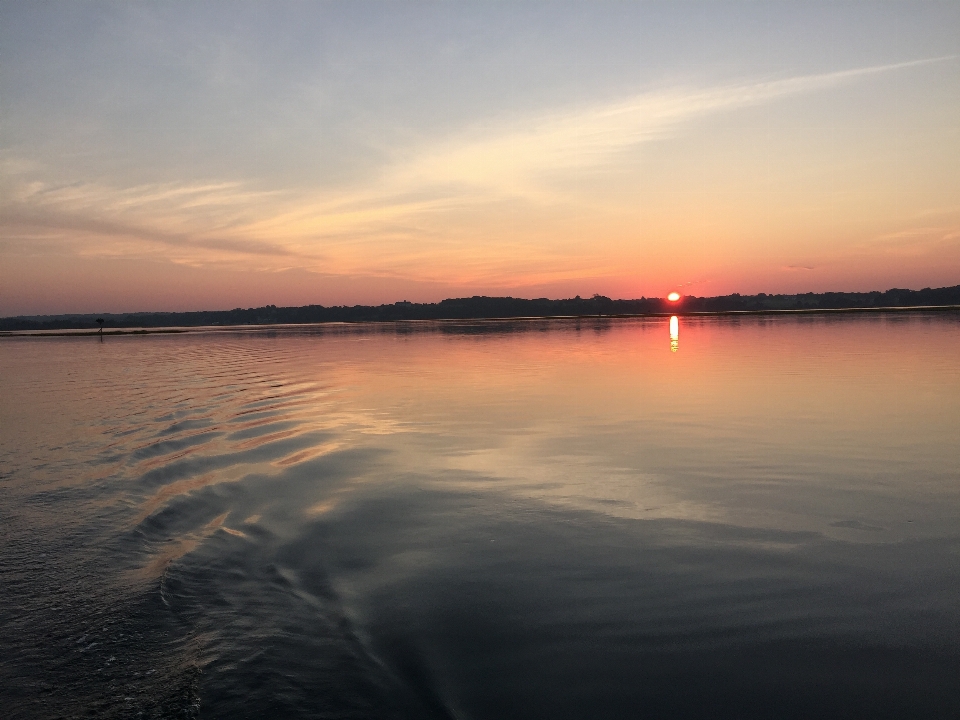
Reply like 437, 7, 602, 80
1, 2, 958, 315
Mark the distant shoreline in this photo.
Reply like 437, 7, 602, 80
4, 285, 959, 334
3, 303, 957, 338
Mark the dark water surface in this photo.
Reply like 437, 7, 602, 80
2, 314, 959, 719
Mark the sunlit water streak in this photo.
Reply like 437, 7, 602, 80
1, 314, 959, 719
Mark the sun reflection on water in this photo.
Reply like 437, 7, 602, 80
670, 315, 679, 353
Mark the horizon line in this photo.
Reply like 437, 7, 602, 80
4, 283, 959, 321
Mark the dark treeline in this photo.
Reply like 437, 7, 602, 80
3, 285, 959, 332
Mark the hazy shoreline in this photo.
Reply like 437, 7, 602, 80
3, 303, 958, 338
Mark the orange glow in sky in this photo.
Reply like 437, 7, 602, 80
1, 4, 958, 315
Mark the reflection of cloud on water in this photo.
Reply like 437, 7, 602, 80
434, 435, 721, 524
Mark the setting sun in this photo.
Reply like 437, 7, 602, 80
667, 292, 681, 302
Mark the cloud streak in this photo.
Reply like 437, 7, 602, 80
282, 56, 956, 241
2, 56, 954, 286
386, 56, 955, 196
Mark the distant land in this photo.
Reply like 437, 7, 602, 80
2, 285, 959, 333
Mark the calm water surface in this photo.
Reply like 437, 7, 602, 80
2, 314, 959, 718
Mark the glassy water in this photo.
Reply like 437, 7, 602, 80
2, 314, 959, 719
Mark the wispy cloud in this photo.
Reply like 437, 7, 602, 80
0, 174, 302, 266
859, 224, 960, 257
2, 56, 952, 285
275, 56, 955, 244
2, 208, 302, 258
385, 56, 955, 197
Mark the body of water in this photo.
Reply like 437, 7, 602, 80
2, 313, 959, 718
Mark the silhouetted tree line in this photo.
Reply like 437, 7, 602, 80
3, 286, 959, 332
